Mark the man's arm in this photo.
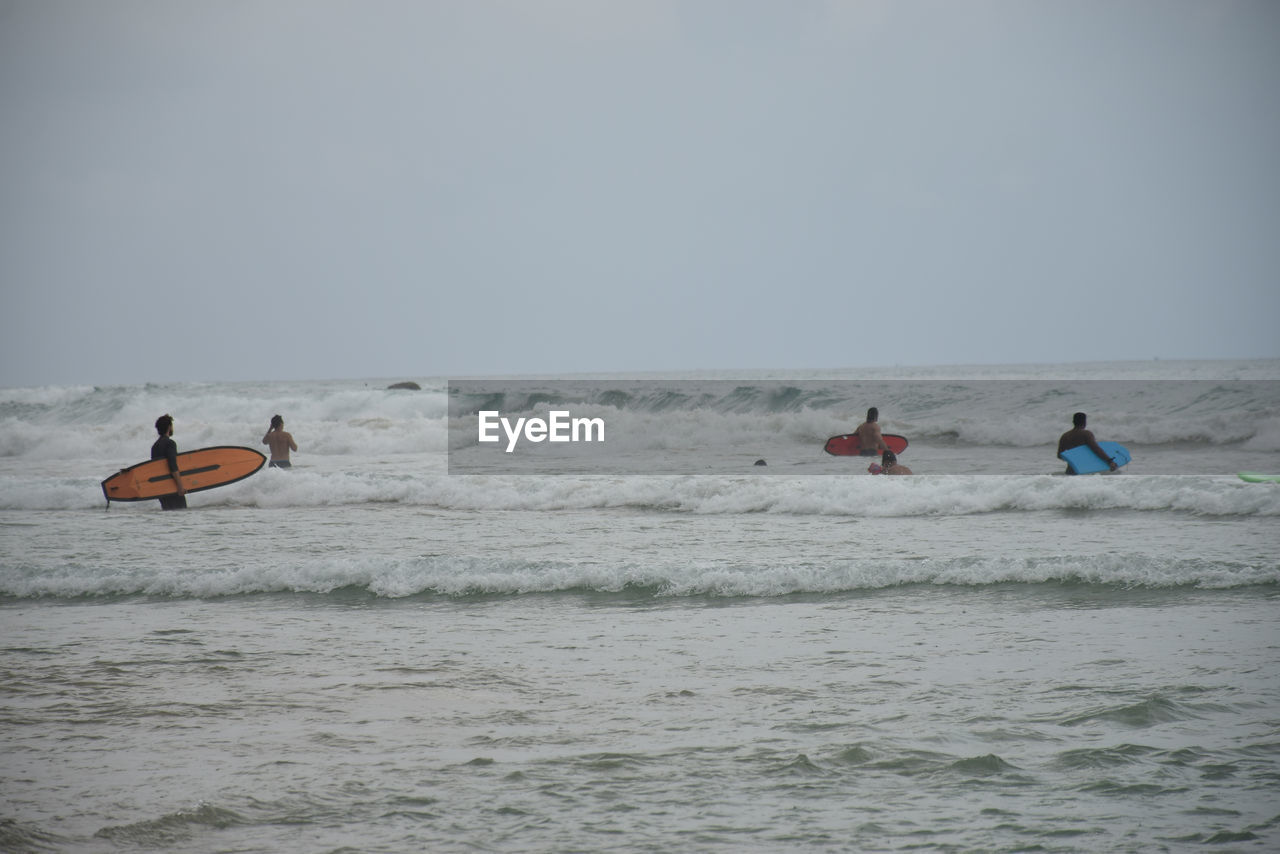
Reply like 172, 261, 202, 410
165, 446, 186, 494
1084, 433, 1119, 471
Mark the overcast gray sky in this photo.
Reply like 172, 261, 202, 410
2, 0, 1277, 387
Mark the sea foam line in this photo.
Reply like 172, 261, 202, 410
2, 553, 1275, 600
5, 472, 1277, 517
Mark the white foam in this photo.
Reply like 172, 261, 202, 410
9, 470, 1272, 518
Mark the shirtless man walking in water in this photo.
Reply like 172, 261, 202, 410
1057, 412, 1117, 473
854, 407, 890, 457
263, 415, 298, 469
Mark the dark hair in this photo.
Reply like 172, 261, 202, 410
867, 407, 879, 422
882, 451, 896, 466
155, 414, 173, 436
270, 414, 284, 430
1073, 412, 1087, 428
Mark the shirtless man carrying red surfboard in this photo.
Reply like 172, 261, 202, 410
853, 408, 890, 457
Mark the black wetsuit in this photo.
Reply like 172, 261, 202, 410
150, 435, 187, 509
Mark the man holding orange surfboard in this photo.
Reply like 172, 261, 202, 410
150, 414, 187, 509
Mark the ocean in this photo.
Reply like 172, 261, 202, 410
2, 359, 1278, 853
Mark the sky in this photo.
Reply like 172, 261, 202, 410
2, 0, 1278, 387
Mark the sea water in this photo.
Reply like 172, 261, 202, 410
2, 360, 1278, 852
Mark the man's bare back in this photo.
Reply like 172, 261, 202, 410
854, 407, 889, 456
263, 415, 298, 466
264, 430, 296, 461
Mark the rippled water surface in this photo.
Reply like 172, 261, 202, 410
3, 581, 1278, 852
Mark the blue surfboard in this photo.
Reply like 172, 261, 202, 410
1059, 441, 1130, 475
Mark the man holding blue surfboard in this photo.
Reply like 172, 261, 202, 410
1057, 412, 1118, 474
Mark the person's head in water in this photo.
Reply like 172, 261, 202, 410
155, 414, 173, 436
270, 414, 284, 431
1073, 412, 1087, 428
882, 450, 897, 467
867, 407, 879, 422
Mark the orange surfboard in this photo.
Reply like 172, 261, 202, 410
101, 446, 266, 503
